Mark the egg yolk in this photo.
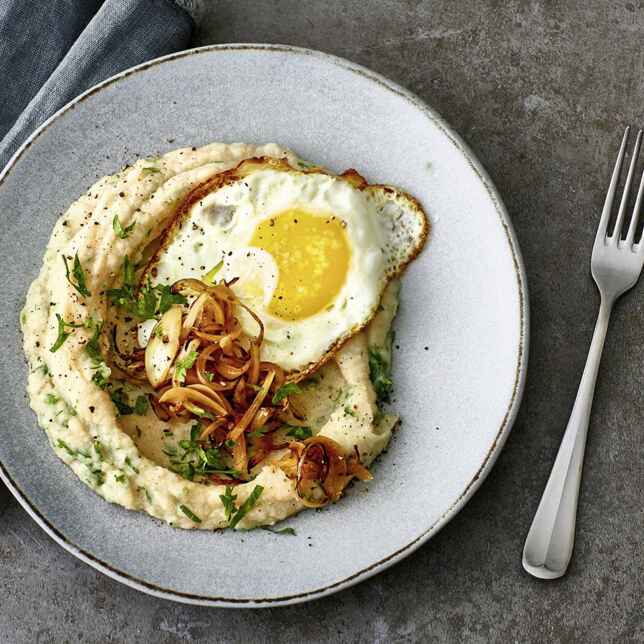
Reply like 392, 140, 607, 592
250, 209, 351, 320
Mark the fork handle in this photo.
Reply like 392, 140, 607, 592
522, 297, 613, 579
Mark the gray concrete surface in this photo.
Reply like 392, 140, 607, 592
2, 1, 643, 642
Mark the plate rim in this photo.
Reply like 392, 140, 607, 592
0, 42, 529, 608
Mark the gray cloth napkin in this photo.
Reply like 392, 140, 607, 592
0, 0, 194, 170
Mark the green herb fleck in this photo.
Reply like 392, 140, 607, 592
174, 351, 198, 384
134, 395, 149, 416
248, 426, 269, 440
368, 348, 393, 404
110, 388, 133, 416
106, 258, 186, 320
179, 504, 202, 523
262, 526, 296, 536
56, 439, 76, 457
285, 425, 312, 440
84, 319, 111, 389
50, 314, 83, 352
229, 485, 264, 529
115, 472, 127, 484
45, 393, 60, 405
93, 440, 105, 460
62, 253, 91, 297
220, 486, 237, 522
112, 215, 135, 239
138, 486, 153, 503
272, 383, 302, 405
141, 166, 161, 175
90, 468, 105, 486
344, 406, 357, 417
124, 456, 139, 473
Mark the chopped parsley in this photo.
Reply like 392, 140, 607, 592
174, 351, 198, 383
49, 314, 83, 352
167, 436, 239, 481
368, 348, 393, 404
62, 253, 91, 297
141, 165, 161, 175
93, 439, 105, 460
45, 393, 60, 405
56, 439, 76, 457
344, 406, 357, 417
90, 468, 105, 487
179, 504, 202, 523
229, 485, 264, 529
110, 388, 134, 415
124, 456, 139, 473
106, 257, 186, 320
138, 486, 152, 503
84, 319, 111, 389
285, 425, 312, 440
112, 214, 135, 239
272, 383, 302, 404
248, 426, 270, 440
134, 395, 149, 416
262, 526, 296, 536
115, 472, 127, 484
91, 363, 111, 390
219, 486, 237, 522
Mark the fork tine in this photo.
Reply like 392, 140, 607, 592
596, 126, 630, 245
612, 128, 642, 241
626, 165, 644, 245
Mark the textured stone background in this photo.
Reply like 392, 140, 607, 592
2, 1, 643, 642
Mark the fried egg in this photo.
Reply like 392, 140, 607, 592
147, 157, 428, 374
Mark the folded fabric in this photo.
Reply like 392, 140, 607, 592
0, 0, 194, 170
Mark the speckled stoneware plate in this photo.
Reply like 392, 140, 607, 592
0, 44, 528, 607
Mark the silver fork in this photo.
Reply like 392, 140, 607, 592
523, 126, 644, 579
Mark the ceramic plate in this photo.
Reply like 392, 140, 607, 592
0, 45, 528, 607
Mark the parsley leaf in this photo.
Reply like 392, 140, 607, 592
106, 257, 186, 320
50, 314, 83, 352
368, 348, 393, 404
134, 395, 149, 415
219, 486, 237, 522
285, 425, 312, 440
229, 485, 264, 529
62, 253, 91, 297
91, 363, 111, 390
110, 388, 134, 416
45, 393, 60, 405
179, 504, 202, 523
84, 319, 112, 388
248, 426, 269, 440
272, 383, 302, 405
84, 320, 103, 362
169, 438, 238, 482
262, 526, 296, 536
174, 351, 198, 384
56, 439, 76, 457
124, 456, 139, 473
112, 214, 135, 239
